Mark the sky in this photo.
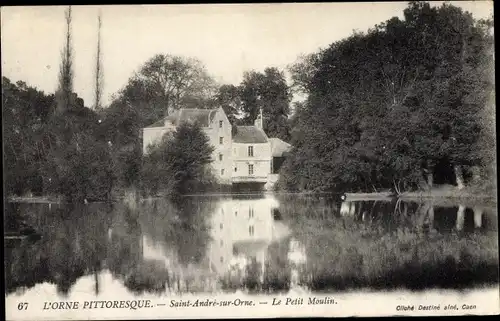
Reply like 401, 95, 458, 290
1, 2, 494, 107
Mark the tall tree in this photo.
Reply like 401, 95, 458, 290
55, 6, 74, 116
288, 52, 321, 98
94, 10, 103, 111
41, 6, 115, 202
120, 54, 218, 124
215, 84, 242, 125
239, 68, 292, 141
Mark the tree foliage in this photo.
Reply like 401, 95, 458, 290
279, 1, 494, 194
118, 54, 219, 125
3, 7, 115, 202
98, 54, 220, 190
140, 122, 215, 198
214, 67, 293, 142
3, 78, 54, 196
215, 84, 242, 125
55, 6, 74, 118
93, 11, 103, 111
239, 68, 292, 141
2, 76, 114, 202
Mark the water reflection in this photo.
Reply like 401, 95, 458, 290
340, 199, 497, 233
4, 194, 498, 299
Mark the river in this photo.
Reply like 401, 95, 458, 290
4, 193, 498, 299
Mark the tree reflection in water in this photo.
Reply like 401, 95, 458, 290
108, 196, 216, 295
5, 202, 113, 297
277, 195, 498, 292
4, 195, 499, 297
5, 197, 216, 296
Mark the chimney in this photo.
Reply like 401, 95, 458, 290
254, 107, 263, 129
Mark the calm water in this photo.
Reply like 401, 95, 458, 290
4, 194, 499, 298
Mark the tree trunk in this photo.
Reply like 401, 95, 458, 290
349, 202, 356, 216
427, 203, 434, 230
427, 172, 433, 189
425, 162, 434, 189
473, 207, 483, 228
94, 269, 99, 295
454, 165, 465, 190
402, 202, 408, 217
418, 202, 431, 228
470, 166, 482, 185
456, 205, 465, 231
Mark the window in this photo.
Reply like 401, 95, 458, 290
249, 207, 254, 219
220, 223, 223, 230
220, 256, 224, 263
220, 240, 223, 246
221, 169, 225, 175
249, 225, 254, 236
235, 210, 238, 216
219, 137, 223, 144
248, 146, 254, 157
234, 166, 237, 172
219, 120, 223, 128
248, 164, 254, 175
219, 154, 223, 161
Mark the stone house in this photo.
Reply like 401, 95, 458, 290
142, 107, 291, 187
231, 111, 271, 184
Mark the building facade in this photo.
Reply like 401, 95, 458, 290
142, 107, 291, 186
232, 122, 271, 183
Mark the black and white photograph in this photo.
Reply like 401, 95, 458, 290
2, 2, 498, 319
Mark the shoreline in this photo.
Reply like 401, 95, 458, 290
6, 196, 62, 204
6, 190, 497, 205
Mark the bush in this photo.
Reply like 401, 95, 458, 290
140, 122, 215, 197
42, 135, 115, 202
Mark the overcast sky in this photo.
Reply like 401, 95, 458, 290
1, 2, 493, 107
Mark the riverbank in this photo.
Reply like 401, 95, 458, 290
7, 196, 62, 204
345, 192, 394, 201
343, 185, 496, 205
398, 186, 497, 207
7, 185, 496, 206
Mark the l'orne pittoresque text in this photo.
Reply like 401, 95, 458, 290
38, 297, 337, 311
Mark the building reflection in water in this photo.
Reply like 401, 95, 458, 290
207, 195, 292, 284
130, 195, 296, 293
287, 237, 307, 290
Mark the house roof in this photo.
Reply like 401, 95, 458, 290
146, 119, 166, 128
146, 108, 218, 128
233, 126, 268, 144
269, 137, 292, 157
166, 108, 217, 127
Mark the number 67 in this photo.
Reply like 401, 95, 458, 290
17, 302, 29, 310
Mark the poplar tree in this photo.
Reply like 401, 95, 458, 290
56, 6, 74, 116
94, 11, 103, 111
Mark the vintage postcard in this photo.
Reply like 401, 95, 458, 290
2, 2, 498, 320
